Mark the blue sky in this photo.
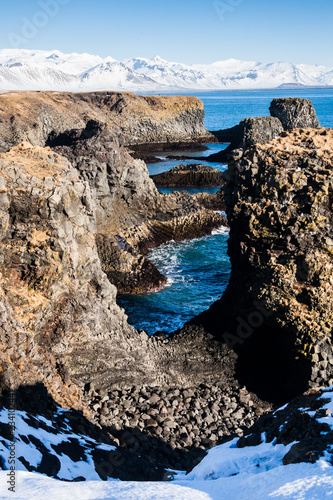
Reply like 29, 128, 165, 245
1, 0, 332, 66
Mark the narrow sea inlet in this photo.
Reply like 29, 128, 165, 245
117, 139, 230, 335
117, 88, 333, 335
117, 224, 230, 335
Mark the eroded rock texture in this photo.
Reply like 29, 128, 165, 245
209, 98, 320, 163
270, 98, 320, 130
0, 91, 213, 153
207, 116, 283, 162
0, 142, 233, 404
150, 163, 225, 188
194, 127, 333, 403
47, 120, 224, 293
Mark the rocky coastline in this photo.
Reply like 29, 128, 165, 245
1, 93, 333, 481
192, 124, 333, 404
0, 91, 214, 153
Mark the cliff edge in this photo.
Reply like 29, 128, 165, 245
0, 91, 213, 153
194, 127, 333, 403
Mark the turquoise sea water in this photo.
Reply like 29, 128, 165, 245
117, 226, 230, 335
117, 88, 333, 335
147, 143, 228, 177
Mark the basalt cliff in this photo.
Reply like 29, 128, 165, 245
0, 91, 222, 295
194, 126, 333, 403
0, 93, 226, 404
0, 91, 213, 153
2, 94, 333, 479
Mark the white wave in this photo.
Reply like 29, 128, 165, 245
211, 226, 230, 236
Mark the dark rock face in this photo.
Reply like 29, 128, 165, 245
240, 117, 284, 147
208, 98, 320, 164
0, 142, 232, 402
49, 120, 225, 293
150, 164, 225, 188
238, 387, 333, 466
96, 234, 167, 294
269, 98, 320, 130
193, 188, 226, 211
207, 117, 283, 163
193, 127, 333, 404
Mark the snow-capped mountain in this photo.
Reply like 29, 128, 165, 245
0, 62, 79, 90
0, 49, 332, 91
0, 48, 106, 74
79, 60, 161, 91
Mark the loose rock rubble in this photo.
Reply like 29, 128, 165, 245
86, 384, 271, 470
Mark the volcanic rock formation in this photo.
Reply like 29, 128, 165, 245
47, 120, 224, 293
0, 142, 232, 406
269, 97, 320, 130
0, 91, 213, 153
206, 98, 320, 163
150, 163, 225, 188
193, 127, 333, 403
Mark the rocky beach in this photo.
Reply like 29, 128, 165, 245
1, 90, 333, 491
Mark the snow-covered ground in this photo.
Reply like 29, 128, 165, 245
0, 49, 333, 91
0, 457, 332, 499
1, 388, 333, 499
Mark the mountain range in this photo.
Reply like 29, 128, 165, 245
0, 49, 333, 91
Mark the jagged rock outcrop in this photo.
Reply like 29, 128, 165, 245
0, 142, 234, 402
206, 116, 283, 162
47, 120, 224, 293
238, 386, 333, 466
207, 98, 320, 163
193, 127, 333, 404
0, 91, 213, 153
150, 163, 225, 188
193, 188, 226, 211
270, 97, 320, 130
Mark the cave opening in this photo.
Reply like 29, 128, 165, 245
235, 324, 312, 405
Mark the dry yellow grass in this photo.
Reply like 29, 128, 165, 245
259, 127, 333, 164
0, 141, 71, 179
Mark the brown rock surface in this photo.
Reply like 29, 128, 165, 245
0, 91, 213, 153
150, 163, 225, 188
192, 127, 333, 403
0, 142, 234, 401
47, 120, 225, 293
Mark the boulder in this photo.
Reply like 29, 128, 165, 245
269, 97, 320, 130
206, 116, 283, 162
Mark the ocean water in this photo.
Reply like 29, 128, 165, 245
196, 88, 333, 130
158, 186, 221, 194
117, 226, 230, 335
147, 143, 228, 177
117, 88, 333, 335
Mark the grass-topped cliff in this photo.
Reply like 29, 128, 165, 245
0, 91, 213, 152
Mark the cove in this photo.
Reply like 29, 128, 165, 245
117, 225, 230, 335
